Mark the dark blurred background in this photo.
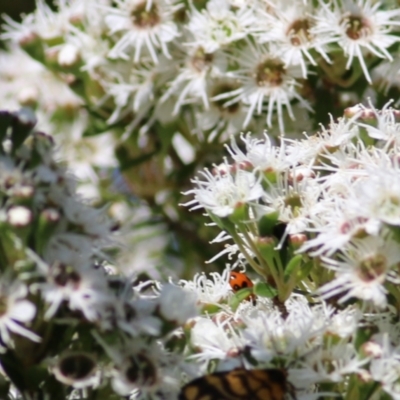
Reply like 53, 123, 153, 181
1, 1, 36, 21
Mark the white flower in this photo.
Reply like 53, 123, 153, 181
326, 306, 362, 339
225, 132, 291, 173
285, 115, 359, 166
179, 269, 232, 304
353, 162, 400, 227
215, 43, 311, 133
186, 0, 255, 53
319, 234, 400, 307
241, 297, 326, 365
105, 0, 179, 63
39, 262, 111, 320
0, 280, 40, 347
369, 334, 400, 399
302, 213, 374, 257
113, 296, 162, 336
61, 197, 114, 241
189, 317, 244, 369
300, 341, 368, 384
256, 0, 330, 78
313, 0, 400, 83
357, 101, 400, 148
0, 47, 82, 113
158, 284, 198, 324
372, 55, 400, 95
103, 56, 171, 124
160, 46, 227, 115
182, 164, 263, 217
93, 334, 177, 397
260, 171, 320, 239
195, 78, 248, 142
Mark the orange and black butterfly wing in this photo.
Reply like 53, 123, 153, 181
179, 368, 289, 400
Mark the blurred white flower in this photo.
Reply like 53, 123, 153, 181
0, 47, 82, 113
369, 334, 400, 399
313, 0, 400, 83
105, 0, 179, 62
189, 317, 244, 370
39, 262, 111, 320
0, 279, 40, 347
216, 43, 311, 133
183, 165, 263, 217
179, 269, 231, 304
158, 284, 198, 324
160, 46, 227, 115
226, 132, 291, 173
319, 234, 400, 307
186, 0, 255, 53
256, 0, 330, 78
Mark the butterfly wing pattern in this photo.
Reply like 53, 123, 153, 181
179, 368, 291, 400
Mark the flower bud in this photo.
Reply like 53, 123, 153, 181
7, 206, 32, 227
58, 43, 80, 67
35, 208, 61, 255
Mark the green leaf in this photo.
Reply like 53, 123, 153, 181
21, 36, 46, 63
0, 351, 27, 393
297, 259, 314, 281
201, 304, 222, 315
258, 211, 280, 237
156, 121, 176, 156
228, 203, 248, 224
253, 282, 277, 298
229, 287, 253, 311
284, 254, 303, 282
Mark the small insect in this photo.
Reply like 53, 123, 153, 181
229, 271, 256, 304
178, 367, 294, 400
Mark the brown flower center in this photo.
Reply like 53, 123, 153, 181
131, 1, 160, 29
255, 59, 285, 87
287, 18, 312, 46
191, 47, 214, 72
358, 254, 387, 282
343, 14, 371, 40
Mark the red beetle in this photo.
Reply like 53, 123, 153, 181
229, 271, 256, 304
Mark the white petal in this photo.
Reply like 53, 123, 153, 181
9, 300, 36, 322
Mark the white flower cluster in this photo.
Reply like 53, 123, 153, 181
0, 47, 117, 199
180, 100, 400, 397
0, 109, 198, 399
177, 267, 400, 399
186, 102, 400, 309
2, 0, 400, 137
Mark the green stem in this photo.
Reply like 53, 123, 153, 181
238, 226, 270, 273
230, 230, 265, 278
